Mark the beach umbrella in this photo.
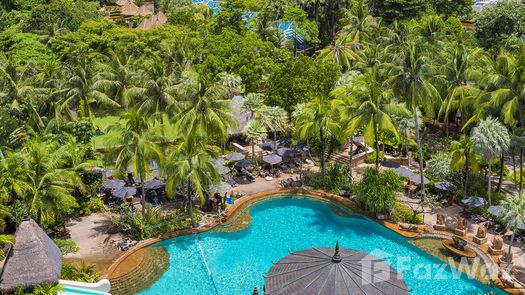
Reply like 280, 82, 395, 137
112, 187, 137, 200
434, 181, 457, 191
144, 179, 165, 190
394, 167, 414, 178
102, 179, 125, 189
462, 196, 487, 207
259, 143, 274, 151
209, 182, 232, 193
263, 154, 283, 165
276, 147, 293, 158
265, 241, 409, 295
381, 161, 400, 168
409, 173, 430, 185
488, 205, 504, 217
225, 152, 245, 161
235, 160, 253, 168
353, 136, 365, 144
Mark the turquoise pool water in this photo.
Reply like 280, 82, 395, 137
139, 196, 505, 295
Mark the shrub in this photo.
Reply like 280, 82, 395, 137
53, 239, 79, 255
61, 262, 101, 283
357, 169, 403, 213
391, 202, 423, 225
112, 205, 198, 240
305, 162, 352, 193
365, 151, 384, 164
88, 197, 105, 213
426, 152, 453, 181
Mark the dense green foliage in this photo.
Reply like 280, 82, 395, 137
357, 169, 403, 213
0, 0, 523, 250
474, 1, 525, 51
391, 202, 423, 224
54, 239, 79, 255
305, 162, 352, 193
61, 262, 101, 283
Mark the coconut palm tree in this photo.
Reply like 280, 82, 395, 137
241, 93, 265, 119
106, 109, 165, 216
59, 57, 120, 120
333, 65, 409, 169
243, 119, 267, 162
24, 137, 78, 227
0, 153, 33, 208
295, 95, 338, 177
125, 57, 177, 126
258, 105, 287, 150
437, 44, 483, 135
0, 56, 46, 111
175, 70, 237, 144
450, 136, 482, 198
164, 135, 220, 227
216, 72, 242, 98
473, 48, 525, 129
317, 31, 362, 72
499, 192, 525, 272
392, 41, 441, 195
96, 50, 135, 108
471, 117, 510, 206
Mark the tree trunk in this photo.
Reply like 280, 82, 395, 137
507, 232, 515, 273
413, 107, 425, 196
463, 153, 469, 199
519, 148, 523, 193
251, 139, 256, 163
273, 130, 277, 150
487, 163, 492, 206
513, 153, 517, 185
140, 172, 146, 217
187, 180, 195, 228
497, 152, 504, 192
320, 126, 326, 177
349, 136, 354, 183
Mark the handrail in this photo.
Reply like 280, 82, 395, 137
195, 234, 220, 295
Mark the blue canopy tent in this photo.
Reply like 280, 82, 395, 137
394, 167, 414, 178
225, 152, 246, 161
263, 154, 283, 165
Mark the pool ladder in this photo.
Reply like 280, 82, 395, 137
195, 235, 220, 295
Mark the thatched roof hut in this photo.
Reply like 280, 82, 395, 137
0, 217, 62, 292
137, 12, 168, 30
121, 1, 139, 16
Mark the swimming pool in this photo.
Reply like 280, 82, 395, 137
139, 195, 505, 295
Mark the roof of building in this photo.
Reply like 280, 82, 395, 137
0, 218, 62, 292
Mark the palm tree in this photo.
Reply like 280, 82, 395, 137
450, 136, 481, 198
175, 70, 237, 144
59, 57, 120, 120
24, 137, 78, 227
333, 65, 409, 169
437, 44, 483, 135
317, 31, 362, 72
295, 95, 338, 177
216, 72, 242, 98
106, 109, 165, 216
392, 41, 441, 194
471, 117, 510, 206
258, 105, 287, 150
474, 48, 525, 129
0, 56, 45, 111
96, 50, 135, 108
0, 153, 33, 208
243, 119, 267, 162
499, 192, 525, 272
125, 57, 177, 126
164, 135, 220, 227
241, 93, 265, 119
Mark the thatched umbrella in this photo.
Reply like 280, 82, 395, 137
0, 217, 62, 292
265, 242, 409, 295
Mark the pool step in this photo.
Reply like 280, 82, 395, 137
109, 247, 169, 295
